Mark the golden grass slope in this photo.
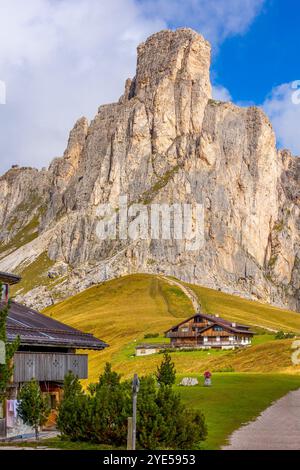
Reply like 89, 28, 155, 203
44, 274, 300, 382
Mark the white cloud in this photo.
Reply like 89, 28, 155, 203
0, 0, 265, 173
263, 82, 300, 156
0, 0, 165, 172
141, 0, 265, 46
212, 85, 232, 101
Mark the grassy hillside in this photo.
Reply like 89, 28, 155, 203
188, 283, 300, 333
44, 274, 300, 382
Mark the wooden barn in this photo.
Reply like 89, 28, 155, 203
165, 312, 254, 349
0, 271, 107, 437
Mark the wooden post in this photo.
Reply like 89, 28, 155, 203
0, 400, 7, 438
127, 417, 133, 450
132, 388, 137, 450
131, 373, 140, 451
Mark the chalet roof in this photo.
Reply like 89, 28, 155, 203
0, 271, 21, 285
165, 312, 254, 335
6, 301, 108, 351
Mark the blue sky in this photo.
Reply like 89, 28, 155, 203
213, 0, 299, 104
0, 0, 299, 173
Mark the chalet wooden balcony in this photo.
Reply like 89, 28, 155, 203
202, 341, 242, 347
173, 340, 250, 348
13, 352, 88, 383
166, 330, 198, 338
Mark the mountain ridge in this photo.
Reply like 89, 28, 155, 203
0, 28, 299, 312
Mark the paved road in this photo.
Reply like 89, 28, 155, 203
223, 389, 300, 450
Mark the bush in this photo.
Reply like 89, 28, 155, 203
57, 362, 207, 450
144, 333, 159, 339
137, 377, 207, 449
275, 331, 295, 340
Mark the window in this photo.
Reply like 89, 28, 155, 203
180, 327, 189, 333
213, 325, 223, 332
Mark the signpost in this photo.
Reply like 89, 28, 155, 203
127, 417, 133, 450
127, 373, 140, 450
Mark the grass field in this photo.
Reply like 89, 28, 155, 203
1, 373, 299, 450
43, 274, 300, 382
177, 372, 300, 449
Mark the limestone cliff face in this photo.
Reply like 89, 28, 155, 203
0, 28, 299, 312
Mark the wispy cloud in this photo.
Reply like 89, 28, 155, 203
141, 0, 265, 45
212, 85, 232, 102
263, 82, 300, 156
0, 0, 266, 173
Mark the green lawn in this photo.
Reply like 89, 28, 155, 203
252, 334, 275, 346
177, 372, 300, 450
1, 372, 299, 451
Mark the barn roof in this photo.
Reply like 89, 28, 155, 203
6, 301, 108, 351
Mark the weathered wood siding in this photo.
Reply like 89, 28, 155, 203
0, 418, 6, 437
13, 352, 88, 382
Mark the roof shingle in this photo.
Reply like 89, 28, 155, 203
6, 301, 108, 351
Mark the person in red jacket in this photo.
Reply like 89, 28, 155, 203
204, 370, 212, 386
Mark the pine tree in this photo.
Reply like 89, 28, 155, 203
98, 362, 122, 388
156, 351, 176, 386
137, 377, 207, 449
17, 379, 50, 439
91, 370, 131, 445
0, 283, 20, 416
57, 372, 90, 441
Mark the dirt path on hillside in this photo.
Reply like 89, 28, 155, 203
223, 389, 300, 450
159, 276, 201, 313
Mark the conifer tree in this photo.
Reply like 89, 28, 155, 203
0, 283, 20, 416
17, 379, 50, 439
156, 351, 176, 386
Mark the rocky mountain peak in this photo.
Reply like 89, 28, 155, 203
134, 28, 211, 96
0, 28, 299, 313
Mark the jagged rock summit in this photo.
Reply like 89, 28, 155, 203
0, 28, 299, 311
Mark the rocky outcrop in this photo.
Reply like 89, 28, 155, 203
0, 28, 299, 311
